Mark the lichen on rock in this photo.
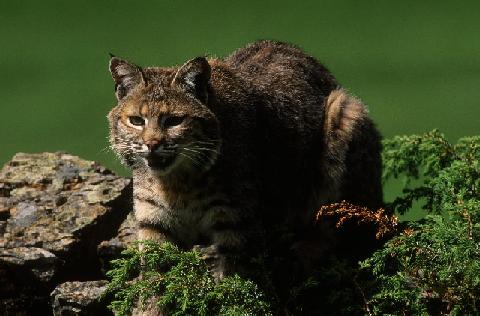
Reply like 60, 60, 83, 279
0, 152, 133, 315
51, 280, 111, 316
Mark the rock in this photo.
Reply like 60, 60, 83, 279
0, 247, 63, 315
97, 212, 137, 273
51, 281, 112, 316
10, 201, 39, 228
0, 152, 133, 315
1, 153, 129, 245
0, 152, 132, 275
0, 247, 61, 284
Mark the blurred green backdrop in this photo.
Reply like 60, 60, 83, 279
1, 1, 479, 217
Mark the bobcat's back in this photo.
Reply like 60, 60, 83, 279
221, 41, 382, 222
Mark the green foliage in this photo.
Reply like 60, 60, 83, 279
382, 130, 480, 215
105, 130, 480, 315
362, 130, 480, 315
104, 241, 272, 316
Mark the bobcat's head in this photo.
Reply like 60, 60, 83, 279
108, 56, 220, 176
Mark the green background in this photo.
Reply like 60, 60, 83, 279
1, 1, 479, 217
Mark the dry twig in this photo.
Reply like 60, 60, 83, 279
316, 201, 398, 239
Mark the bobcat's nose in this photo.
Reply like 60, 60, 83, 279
145, 139, 161, 152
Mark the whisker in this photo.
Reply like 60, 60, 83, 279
183, 147, 214, 166
98, 146, 112, 154
189, 140, 221, 146
183, 147, 216, 163
180, 141, 220, 153
188, 146, 219, 154
185, 151, 210, 164
179, 152, 203, 168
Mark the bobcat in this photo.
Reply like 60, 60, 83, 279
107, 40, 382, 288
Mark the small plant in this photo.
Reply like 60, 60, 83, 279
361, 130, 480, 315
104, 241, 272, 316
104, 130, 480, 315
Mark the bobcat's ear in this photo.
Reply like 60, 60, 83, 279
109, 56, 145, 100
172, 57, 211, 103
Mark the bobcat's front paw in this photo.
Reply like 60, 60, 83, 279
193, 244, 229, 282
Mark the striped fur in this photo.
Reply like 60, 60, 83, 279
107, 40, 383, 282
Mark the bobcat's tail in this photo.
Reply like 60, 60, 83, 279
319, 89, 369, 198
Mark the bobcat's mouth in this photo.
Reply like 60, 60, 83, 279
145, 153, 176, 170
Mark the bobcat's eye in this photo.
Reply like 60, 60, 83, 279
128, 116, 145, 127
162, 115, 185, 128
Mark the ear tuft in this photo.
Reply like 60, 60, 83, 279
109, 57, 145, 100
172, 57, 211, 103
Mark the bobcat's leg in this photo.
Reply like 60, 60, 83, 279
198, 206, 251, 282
132, 225, 170, 316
